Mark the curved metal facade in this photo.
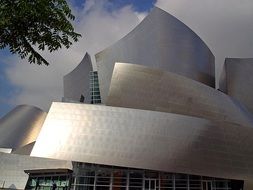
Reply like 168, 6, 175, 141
0, 105, 46, 149
32, 102, 253, 181
106, 62, 253, 127
96, 7, 215, 103
219, 58, 253, 114
63, 52, 93, 103
11, 141, 35, 155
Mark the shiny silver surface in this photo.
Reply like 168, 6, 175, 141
32, 102, 253, 181
106, 62, 253, 127
0, 148, 12, 153
219, 58, 253, 114
0, 152, 72, 189
11, 141, 35, 155
218, 60, 227, 93
0, 105, 46, 149
63, 52, 93, 103
96, 7, 215, 103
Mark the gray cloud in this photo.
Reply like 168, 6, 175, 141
4, 0, 145, 112
155, 0, 253, 84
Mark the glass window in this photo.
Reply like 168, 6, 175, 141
129, 171, 143, 178
189, 180, 201, 188
145, 171, 158, 178
160, 173, 173, 188
76, 185, 94, 190
175, 174, 187, 180
45, 176, 51, 186
129, 188, 142, 190
215, 180, 227, 188
77, 177, 85, 184
175, 179, 187, 187
129, 171, 143, 187
96, 171, 111, 186
160, 180, 173, 188
92, 92, 100, 96
96, 186, 110, 190
112, 187, 126, 190
96, 178, 110, 186
129, 178, 142, 187
84, 171, 95, 177
160, 173, 173, 180
113, 171, 127, 178
112, 170, 127, 186
38, 177, 45, 186
113, 178, 127, 186
28, 177, 37, 187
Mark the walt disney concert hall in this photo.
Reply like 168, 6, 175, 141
1, 7, 253, 190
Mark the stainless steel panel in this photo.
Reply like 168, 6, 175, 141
0, 152, 72, 189
63, 52, 93, 103
31, 102, 253, 181
221, 58, 253, 114
96, 7, 215, 103
0, 148, 12, 153
0, 105, 46, 149
11, 141, 35, 155
106, 62, 253, 127
218, 61, 227, 93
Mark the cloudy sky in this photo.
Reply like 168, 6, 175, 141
0, 0, 253, 117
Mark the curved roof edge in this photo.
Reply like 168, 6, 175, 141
64, 52, 93, 79
95, 7, 214, 58
0, 105, 47, 149
0, 104, 46, 119
154, 7, 213, 55
63, 52, 93, 103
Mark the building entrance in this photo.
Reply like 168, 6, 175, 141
70, 162, 238, 190
202, 181, 212, 190
144, 179, 157, 190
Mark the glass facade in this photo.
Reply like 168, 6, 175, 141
71, 162, 235, 190
25, 170, 72, 190
89, 71, 101, 104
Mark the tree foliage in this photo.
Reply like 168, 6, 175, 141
0, 0, 81, 65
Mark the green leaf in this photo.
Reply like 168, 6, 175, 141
0, 0, 81, 65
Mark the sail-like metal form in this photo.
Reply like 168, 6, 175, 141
63, 52, 93, 103
0, 105, 46, 150
219, 58, 253, 114
106, 62, 253, 127
96, 7, 215, 103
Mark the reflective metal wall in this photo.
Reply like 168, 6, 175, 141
0, 105, 46, 150
11, 141, 35, 155
31, 102, 253, 181
63, 53, 93, 103
219, 58, 253, 114
96, 7, 215, 103
0, 152, 72, 189
106, 63, 253, 127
